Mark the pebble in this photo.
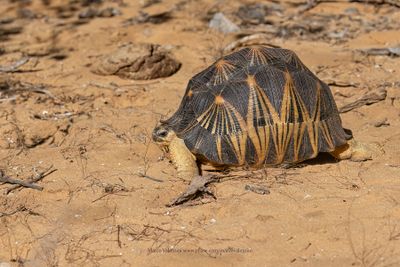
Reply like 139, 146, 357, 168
209, 13, 240, 34
344, 7, 360, 15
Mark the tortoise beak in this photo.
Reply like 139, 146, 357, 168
152, 126, 162, 142
152, 126, 169, 143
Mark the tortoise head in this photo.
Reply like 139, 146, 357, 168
152, 124, 176, 148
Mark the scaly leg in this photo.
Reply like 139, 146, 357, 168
168, 137, 216, 206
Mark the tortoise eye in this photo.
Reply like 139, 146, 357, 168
157, 129, 168, 137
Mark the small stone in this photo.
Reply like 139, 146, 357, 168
98, 7, 122, 17
79, 8, 98, 19
140, 0, 161, 8
237, 3, 267, 25
373, 118, 390, 127
344, 7, 359, 15
209, 13, 240, 34
245, 184, 270, 195
328, 31, 347, 39
91, 43, 181, 80
388, 47, 400, 56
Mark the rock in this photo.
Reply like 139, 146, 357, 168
78, 7, 121, 19
124, 10, 172, 25
23, 120, 58, 148
140, 0, 161, 8
79, 8, 98, 19
0, 123, 20, 149
373, 118, 390, 127
98, 7, 121, 17
344, 7, 360, 15
91, 43, 181, 80
0, 120, 57, 149
245, 184, 270, 195
209, 13, 240, 34
237, 3, 267, 25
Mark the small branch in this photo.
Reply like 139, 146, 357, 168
92, 184, 130, 203
297, 0, 400, 13
91, 192, 129, 203
0, 172, 43, 191
0, 79, 56, 99
339, 89, 387, 113
244, 184, 270, 195
2, 165, 57, 194
0, 205, 27, 218
298, 0, 320, 13
350, 0, 400, 8
29, 86, 56, 99
0, 57, 29, 73
326, 80, 359, 88
167, 175, 218, 207
117, 225, 122, 248
138, 173, 164, 183
358, 47, 400, 57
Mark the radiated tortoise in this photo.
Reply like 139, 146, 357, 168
152, 46, 371, 205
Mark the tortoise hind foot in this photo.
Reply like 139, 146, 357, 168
330, 139, 374, 162
167, 175, 217, 206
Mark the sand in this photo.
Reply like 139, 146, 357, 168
0, 0, 400, 266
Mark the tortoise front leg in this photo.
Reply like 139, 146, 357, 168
168, 137, 216, 206
169, 137, 199, 180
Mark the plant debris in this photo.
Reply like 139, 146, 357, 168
0, 77, 54, 101
245, 184, 270, 195
236, 3, 268, 25
339, 89, 387, 113
0, 165, 56, 194
123, 10, 172, 25
0, 57, 30, 73
358, 47, 400, 57
78, 7, 121, 19
167, 175, 218, 206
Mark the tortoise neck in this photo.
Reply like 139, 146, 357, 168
169, 137, 199, 180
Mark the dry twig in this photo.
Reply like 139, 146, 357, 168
0, 57, 29, 73
326, 80, 359, 88
298, 0, 400, 12
0, 172, 43, 191
339, 89, 387, 113
0, 205, 27, 218
1, 165, 57, 194
167, 175, 220, 207
350, 0, 400, 8
244, 184, 270, 195
138, 173, 164, 183
0, 78, 55, 100
358, 47, 400, 57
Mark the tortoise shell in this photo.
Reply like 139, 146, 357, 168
163, 46, 349, 166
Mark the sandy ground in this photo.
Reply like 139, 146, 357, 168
0, 0, 400, 266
